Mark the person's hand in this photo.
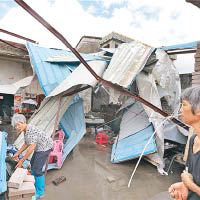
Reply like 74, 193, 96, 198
181, 172, 193, 188
15, 159, 24, 168
169, 182, 188, 200
12, 152, 19, 161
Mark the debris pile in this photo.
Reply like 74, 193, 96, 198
7, 168, 35, 200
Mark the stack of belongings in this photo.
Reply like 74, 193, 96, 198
7, 168, 35, 200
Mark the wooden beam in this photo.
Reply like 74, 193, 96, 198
167, 49, 196, 55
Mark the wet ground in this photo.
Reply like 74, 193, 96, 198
1, 125, 182, 200
44, 133, 182, 200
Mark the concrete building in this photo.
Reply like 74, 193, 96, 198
0, 40, 44, 121
75, 36, 102, 54
100, 32, 134, 48
75, 32, 134, 112
76, 32, 134, 54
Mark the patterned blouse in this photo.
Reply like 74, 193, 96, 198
24, 124, 53, 152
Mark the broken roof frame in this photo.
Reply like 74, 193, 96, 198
0, 38, 28, 53
0, 28, 38, 44
160, 40, 199, 55
15, 0, 189, 131
13, 42, 108, 170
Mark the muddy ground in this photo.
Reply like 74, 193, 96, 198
1, 124, 183, 200
45, 134, 182, 200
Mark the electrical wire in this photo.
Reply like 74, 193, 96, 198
101, 85, 170, 120
127, 115, 172, 188
98, 84, 185, 187
100, 85, 188, 129
127, 110, 179, 188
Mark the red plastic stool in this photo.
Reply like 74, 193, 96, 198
96, 133, 108, 145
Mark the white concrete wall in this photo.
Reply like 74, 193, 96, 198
0, 59, 25, 85
24, 75, 44, 95
0, 58, 44, 95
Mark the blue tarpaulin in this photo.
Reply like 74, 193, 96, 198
0, 132, 7, 193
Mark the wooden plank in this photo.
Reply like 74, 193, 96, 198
195, 60, 200, 64
194, 66, 200, 71
195, 63, 200, 67
8, 168, 27, 189
195, 69, 200, 73
8, 182, 35, 197
195, 57, 200, 62
197, 42, 200, 49
192, 79, 200, 84
195, 61, 200, 65
23, 175, 35, 183
192, 83, 200, 87
194, 53, 200, 58
192, 75, 200, 80
192, 71, 200, 75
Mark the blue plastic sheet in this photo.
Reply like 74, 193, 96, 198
0, 132, 7, 193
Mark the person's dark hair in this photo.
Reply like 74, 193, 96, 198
181, 86, 200, 114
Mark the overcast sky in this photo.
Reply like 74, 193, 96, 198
0, 0, 199, 73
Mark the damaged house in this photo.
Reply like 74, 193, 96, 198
1, 30, 196, 174
1, 1, 200, 198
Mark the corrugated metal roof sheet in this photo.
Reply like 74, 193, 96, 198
26, 42, 106, 95
100, 48, 116, 54
14, 92, 77, 163
0, 132, 7, 193
160, 41, 200, 51
103, 41, 154, 88
111, 101, 156, 163
47, 60, 107, 97
21, 43, 88, 168
111, 124, 156, 163
16, 43, 106, 169
26, 43, 77, 96
0, 76, 33, 94
118, 101, 151, 141
46, 55, 105, 63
